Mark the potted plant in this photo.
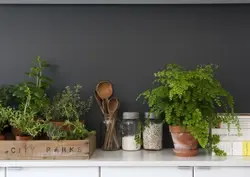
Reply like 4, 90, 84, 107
43, 120, 95, 140
137, 64, 240, 156
13, 56, 52, 116
10, 110, 43, 140
11, 56, 52, 136
45, 84, 93, 129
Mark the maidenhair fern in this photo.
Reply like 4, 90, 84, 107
137, 64, 240, 156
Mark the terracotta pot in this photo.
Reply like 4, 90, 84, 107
15, 136, 33, 140
169, 126, 198, 157
0, 135, 5, 140
51, 120, 84, 131
11, 127, 22, 136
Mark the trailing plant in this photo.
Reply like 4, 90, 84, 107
137, 63, 240, 156
9, 83, 44, 137
45, 84, 93, 121
13, 56, 52, 116
44, 120, 95, 140
9, 110, 44, 137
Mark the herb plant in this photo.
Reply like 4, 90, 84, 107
44, 120, 95, 140
13, 56, 52, 116
9, 110, 43, 137
137, 64, 240, 156
9, 82, 44, 137
45, 85, 93, 121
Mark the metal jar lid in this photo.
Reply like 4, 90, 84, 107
144, 112, 156, 119
122, 112, 140, 119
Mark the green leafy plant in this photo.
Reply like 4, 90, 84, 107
43, 120, 95, 140
9, 110, 43, 137
43, 122, 67, 140
137, 64, 240, 156
45, 84, 93, 121
0, 105, 12, 134
13, 56, 52, 116
9, 83, 44, 137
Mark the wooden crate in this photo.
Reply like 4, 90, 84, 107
0, 135, 96, 160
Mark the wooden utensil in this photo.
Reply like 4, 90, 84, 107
96, 81, 113, 114
107, 98, 120, 149
108, 97, 119, 117
94, 91, 104, 115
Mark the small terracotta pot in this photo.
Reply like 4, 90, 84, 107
51, 120, 84, 131
0, 135, 5, 140
11, 127, 22, 136
16, 136, 33, 140
169, 126, 198, 157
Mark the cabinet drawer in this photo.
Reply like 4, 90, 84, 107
7, 167, 99, 177
195, 166, 250, 177
101, 166, 192, 177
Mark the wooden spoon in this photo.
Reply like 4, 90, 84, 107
96, 81, 113, 114
108, 97, 119, 117
94, 91, 104, 115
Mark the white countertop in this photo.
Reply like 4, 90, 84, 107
1, 149, 250, 167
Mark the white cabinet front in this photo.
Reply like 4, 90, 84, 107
101, 167, 192, 177
195, 167, 250, 177
0, 168, 4, 177
6, 167, 99, 177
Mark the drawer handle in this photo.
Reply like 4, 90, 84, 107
8, 167, 23, 171
178, 166, 192, 170
196, 166, 211, 170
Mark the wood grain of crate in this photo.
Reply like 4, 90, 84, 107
0, 135, 96, 160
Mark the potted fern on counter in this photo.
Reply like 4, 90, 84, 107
45, 84, 93, 129
137, 64, 240, 156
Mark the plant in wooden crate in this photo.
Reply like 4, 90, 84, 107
137, 64, 240, 156
13, 56, 52, 116
11, 56, 52, 136
9, 84, 44, 140
45, 84, 93, 129
43, 120, 95, 140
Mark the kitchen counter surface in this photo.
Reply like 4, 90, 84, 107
0, 149, 250, 167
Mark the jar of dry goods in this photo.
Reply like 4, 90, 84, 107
143, 112, 163, 150
121, 112, 141, 151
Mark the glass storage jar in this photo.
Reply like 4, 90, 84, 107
143, 112, 163, 150
121, 112, 141, 151
100, 113, 121, 151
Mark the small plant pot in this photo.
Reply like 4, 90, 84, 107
0, 135, 5, 140
51, 120, 85, 131
169, 126, 198, 157
16, 136, 33, 140
11, 127, 22, 137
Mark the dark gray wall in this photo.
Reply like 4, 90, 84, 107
0, 4, 250, 147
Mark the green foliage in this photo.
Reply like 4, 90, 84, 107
0, 105, 12, 133
45, 84, 93, 121
13, 56, 52, 116
9, 109, 43, 137
0, 85, 15, 107
137, 64, 240, 156
43, 122, 67, 140
135, 121, 142, 145
43, 120, 95, 140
